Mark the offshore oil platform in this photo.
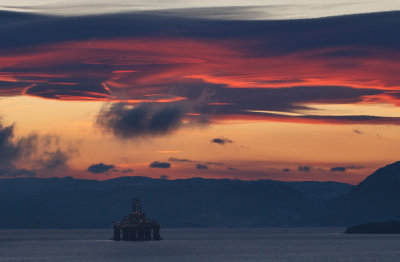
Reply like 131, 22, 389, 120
112, 198, 162, 241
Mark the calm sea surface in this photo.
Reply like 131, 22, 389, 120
0, 228, 399, 261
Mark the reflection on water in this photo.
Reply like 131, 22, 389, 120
0, 228, 400, 262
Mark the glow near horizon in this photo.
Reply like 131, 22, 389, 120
0, 96, 398, 184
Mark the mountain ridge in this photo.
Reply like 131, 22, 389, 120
2, 160, 400, 228
322, 161, 400, 225
0, 176, 352, 228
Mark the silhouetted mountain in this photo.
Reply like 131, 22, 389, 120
345, 221, 400, 234
8, 166, 400, 228
0, 176, 349, 228
283, 181, 354, 205
324, 161, 400, 225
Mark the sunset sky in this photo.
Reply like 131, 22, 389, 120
1, 1, 400, 184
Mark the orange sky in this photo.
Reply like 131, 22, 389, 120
1, 95, 399, 184
1, 12, 400, 184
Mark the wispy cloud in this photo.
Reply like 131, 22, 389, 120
1, 11, 400, 127
196, 164, 209, 170
0, 119, 77, 177
2, 1, 400, 19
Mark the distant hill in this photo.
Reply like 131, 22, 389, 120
282, 181, 354, 206
7, 162, 400, 229
323, 161, 400, 225
0, 176, 354, 228
345, 221, 400, 234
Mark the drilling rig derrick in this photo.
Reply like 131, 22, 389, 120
112, 198, 162, 241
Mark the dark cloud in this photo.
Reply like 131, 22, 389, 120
347, 165, 364, 170
0, 123, 19, 169
97, 103, 186, 139
1, 10, 400, 52
184, 85, 384, 115
0, 120, 76, 177
353, 129, 363, 134
211, 137, 233, 145
205, 162, 224, 166
173, 83, 400, 124
231, 110, 400, 125
168, 157, 193, 163
37, 147, 70, 170
168, 157, 224, 169
1, 11, 400, 125
298, 166, 313, 172
121, 168, 134, 173
283, 168, 291, 172
150, 161, 171, 168
330, 167, 347, 172
160, 175, 169, 179
196, 164, 209, 170
330, 165, 364, 172
87, 163, 115, 174
33, 135, 78, 171
227, 167, 238, 171
25, 80, 112, 101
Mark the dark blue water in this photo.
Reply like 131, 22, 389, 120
0, 228, 399, 261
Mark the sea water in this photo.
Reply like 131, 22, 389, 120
0, 228, 399, 261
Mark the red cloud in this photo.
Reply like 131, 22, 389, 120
1, 38, 400, 124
